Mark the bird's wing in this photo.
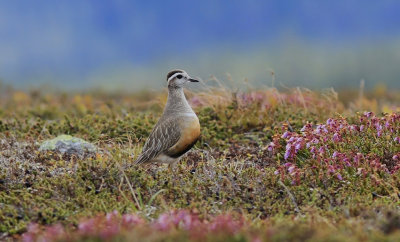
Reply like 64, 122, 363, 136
134, 117, 182, 164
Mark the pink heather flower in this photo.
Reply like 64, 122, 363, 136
393, 155, 399, 161
288, 137, 296, 142
318, 146, 325, 155
22, 233, 35, 242
122, 214, 143, 226
172, 210, 189, 228
274, 170, 279, 175
332, 133, 340, 143
312, 138, 319, 144
315, 126, 322, 134
281, 131, 290, 139
364, 111, 373, 118
328, 165, 336, 174
372, 119, 379, 128
44, 224, 65, 238
27, 223, 40, 234
209, 215, 242, 234
183, 215, 198, 230
78, 218, 97, 235
284, 149, 291, 160
284, 162, 292, 168
332, 151, 339, 158
252, 92, 264, 102
190, 96, 204, 107
394, 137, 400, 143
353, 153, 363, 165
337, 174, 343, 180
154, 211, 195, 231
239, 93, 251, 104
375, 124, 383, 137
106, 210, 119, 222
300, 124, 311, 132
306, 142, 311, 148
155, 213, 173, 230
267, 142, 275, 151
295, 143, 302, 151
360, 125, 365, 132
310, 146, 317, 154
22, 223, 40, 242
99, 223, 120, 240
288, 166, 295, 173
343, 157, 351, 167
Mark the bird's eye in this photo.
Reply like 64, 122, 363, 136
176, 74, 183, 79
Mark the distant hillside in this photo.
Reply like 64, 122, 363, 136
0, 1, 399, 89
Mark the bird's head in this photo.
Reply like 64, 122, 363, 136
166, 69, 199, 88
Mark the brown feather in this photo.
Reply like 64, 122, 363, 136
134, 117, 181, 164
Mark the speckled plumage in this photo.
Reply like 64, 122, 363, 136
134, 70, 200, 166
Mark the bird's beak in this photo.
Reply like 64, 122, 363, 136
188, 78, 199, 82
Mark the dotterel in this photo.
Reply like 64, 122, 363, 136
134, 69, 200, 166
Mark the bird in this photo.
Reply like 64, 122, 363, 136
134, 69, 201, 167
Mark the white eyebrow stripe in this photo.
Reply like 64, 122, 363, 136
167, 72, 186, 82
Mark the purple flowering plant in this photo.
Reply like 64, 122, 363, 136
269, 112, 400, 185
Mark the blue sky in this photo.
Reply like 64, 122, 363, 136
1, 1, 400, 89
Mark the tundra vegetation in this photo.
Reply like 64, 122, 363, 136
0, 82, 400, 241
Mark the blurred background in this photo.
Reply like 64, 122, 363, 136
0, 0, 400, 91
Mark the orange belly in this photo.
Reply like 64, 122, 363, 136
167, 118, 200, 157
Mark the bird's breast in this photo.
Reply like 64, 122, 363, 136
167, 116, 200, 158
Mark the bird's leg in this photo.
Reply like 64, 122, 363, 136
168, 162, 176, 172
168, 158, 180, 172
